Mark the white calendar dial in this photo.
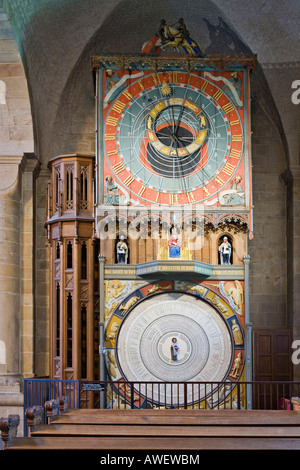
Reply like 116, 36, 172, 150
116, 292, 233, 406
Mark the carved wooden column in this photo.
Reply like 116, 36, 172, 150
46, 154, 95, 380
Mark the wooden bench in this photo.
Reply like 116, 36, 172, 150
28, 422, 300, 437
25, 396, 69, 435
0, 415, 20, 450
23, 408, 300, 449
6, 435, 300, 450
50, 408, 300, 426
44, 399, 60, 424
25, 405, 44, 437
58, 395, 69, 415
44, 396, 70, 424
4, 399, 300, 451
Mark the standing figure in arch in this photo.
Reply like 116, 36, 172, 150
219, 236, 231, 265
116, 236, 128, 264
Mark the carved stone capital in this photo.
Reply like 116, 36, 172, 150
0, 155, 24, 192
0, 153, 39, 193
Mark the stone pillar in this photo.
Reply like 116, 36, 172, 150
0, 155, 23, 381
0, 154, 39, 381
20, 154, 40, 378
98, 254, 106, 409
243, 254, 253, 409
0, 6, 35, 385
98, 254, 106, 379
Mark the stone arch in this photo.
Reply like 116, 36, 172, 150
0, 0, 288, 168
0, 6, 33, 157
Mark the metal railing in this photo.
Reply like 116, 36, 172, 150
23, 378, 78, 434
23, 378, 300, 435
78, 380, 300, 411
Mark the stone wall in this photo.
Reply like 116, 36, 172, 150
249, 100, 287, 328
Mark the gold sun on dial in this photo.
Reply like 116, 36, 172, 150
146, 97, 208, 158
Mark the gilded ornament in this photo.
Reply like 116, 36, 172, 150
119, 295, 140, 314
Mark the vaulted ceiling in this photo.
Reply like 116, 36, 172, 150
1, 0, 299, 168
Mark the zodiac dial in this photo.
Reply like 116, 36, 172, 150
103, 70, 244, 206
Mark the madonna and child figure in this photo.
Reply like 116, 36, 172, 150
168, 233, 181, 258
171, 337, 179, 361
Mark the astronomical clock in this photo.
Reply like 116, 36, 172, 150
89, 22, 256, 410
100, 69, 245, 208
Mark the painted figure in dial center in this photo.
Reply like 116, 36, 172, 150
171, 337, 179, 361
